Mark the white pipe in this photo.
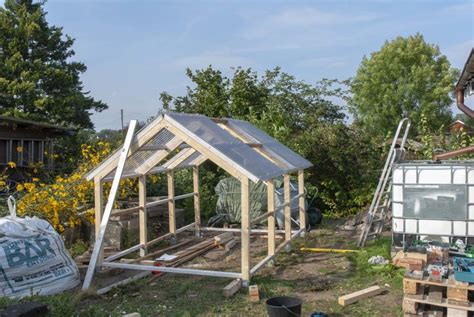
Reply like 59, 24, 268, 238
102, 262, 241, 279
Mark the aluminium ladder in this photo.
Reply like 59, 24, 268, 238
357, 118, 411, 247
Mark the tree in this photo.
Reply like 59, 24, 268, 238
0, 0, 107, 129
161, 66, 380, 217
350, 33, 458, 137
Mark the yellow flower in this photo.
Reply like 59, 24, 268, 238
7, 162, 16, 168
16, 146, 23, 153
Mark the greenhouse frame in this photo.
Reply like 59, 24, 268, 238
82, 112, 312, 290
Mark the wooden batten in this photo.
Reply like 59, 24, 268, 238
193, 166, 201, 234
283, 174, 291, 241
298, 169, 306, 232
267, 179, 276, 256
138, 175, 147, 257
167, 171, 176, 235
241, 176, 250, 284
94, 177, 104, 267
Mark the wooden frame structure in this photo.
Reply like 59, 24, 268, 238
82, 112, 312, 290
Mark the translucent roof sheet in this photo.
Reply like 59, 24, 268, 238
165, 112, 284, 181
225, 119, 312, 171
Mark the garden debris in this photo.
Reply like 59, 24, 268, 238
249, 285, 260, 302
368, 255, 389, 265
392, 251, 426, 271
338, 285, 386, 306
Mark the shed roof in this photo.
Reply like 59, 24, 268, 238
85, 112, 312, 183
457, 48, 474, 90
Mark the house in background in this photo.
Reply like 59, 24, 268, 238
0, 116, 74, 170
450, 119, 469, 133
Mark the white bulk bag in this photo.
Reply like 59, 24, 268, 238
0, 197, 80, 298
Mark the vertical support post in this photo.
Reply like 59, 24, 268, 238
283, 174, 291, 242
267, 179, 276, 256
94, 177, 104, 268
241, 176, 250, 286
193, 166, 201, 236
298, 169, 306, 236
167, 171, 176, 236
138, 175, 147, 257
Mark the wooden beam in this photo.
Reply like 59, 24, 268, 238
138, 175, 147, 257
283, 174, 291, 242
134, 137, 183, 175
83, 120, 138, 290
167, 171, 176, 235
163, 148, 196, 170
241, 176, 250, 285
298, 169, 306, 234
223, 279, 242, 298
267, 179, 276, 256
193, 166, 201, 235
94, 176, 104, 267
338, 285, 385, 306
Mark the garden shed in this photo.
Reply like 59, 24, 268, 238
82, 112, 312, 290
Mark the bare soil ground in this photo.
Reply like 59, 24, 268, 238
0, 221, 404, 316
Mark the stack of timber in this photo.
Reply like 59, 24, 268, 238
75, 246, 119, 266
214, 232, 237, 251
403, 272, 474, 317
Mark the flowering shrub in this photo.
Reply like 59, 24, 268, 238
14, 142, 157, 233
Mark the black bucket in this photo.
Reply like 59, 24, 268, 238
266, 296, 302, 317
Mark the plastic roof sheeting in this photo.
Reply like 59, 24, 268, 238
225, 118, 312, 171
166, 112, 285, 181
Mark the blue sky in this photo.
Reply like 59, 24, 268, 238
43, 0, 473, 130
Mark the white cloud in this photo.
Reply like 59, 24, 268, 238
241, 7, 381, 40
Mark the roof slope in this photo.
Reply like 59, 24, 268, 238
85, 112, 312, 183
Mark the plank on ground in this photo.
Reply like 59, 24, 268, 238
223, 279, 242, 298
338, 285, 385, 306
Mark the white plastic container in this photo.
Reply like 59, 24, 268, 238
392, 161, 474, 245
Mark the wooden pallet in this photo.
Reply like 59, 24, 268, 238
403, 275, 474, 317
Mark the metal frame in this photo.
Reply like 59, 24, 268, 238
82, 113, 311, 290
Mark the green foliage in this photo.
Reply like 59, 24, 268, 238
0, 0, 107, 128
161, 66, 379, 217
350, 33, 458, 137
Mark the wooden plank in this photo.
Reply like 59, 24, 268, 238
249, 285, 260, 302
241, 176, 250, 284
267, 179, 276, 256
447, 308, 469, 317
404, 276, 474, 291
163, 148, 196, 170
404, 295, 474, 311
167, 171, 176, 235
224, 239, 237, 251
94, 177, 104, 267
83, 120, 138, 290
223, 279, 242, 298
448, 285, 469, 303
403, 279, 419, 295
298, 169, 305, 232
403, 299, 418, 314
215, 232, 233, 244
138, 175, 147, 257
193, 166, 200, 235
283, 174, 291, 242
338, 285, 385, 306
